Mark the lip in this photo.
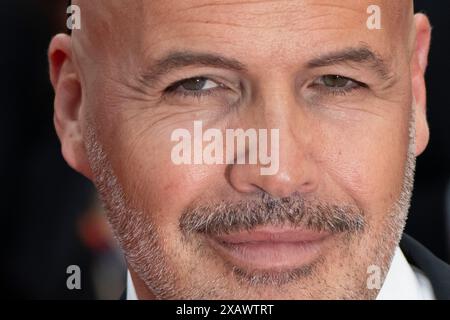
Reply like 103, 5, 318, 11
207, 227, 332, 270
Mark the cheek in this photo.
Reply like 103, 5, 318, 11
321, 115, 410, 217
104, 119, 226, 231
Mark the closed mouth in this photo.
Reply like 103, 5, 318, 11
206, 226, 332, 271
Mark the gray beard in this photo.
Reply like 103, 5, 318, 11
83, 110, 416, 299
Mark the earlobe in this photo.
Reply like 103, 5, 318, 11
414, 99, 430, 157
49, 34, 93, 180
411, 14, 432, 156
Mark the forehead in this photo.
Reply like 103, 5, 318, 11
75, 0, 412, 70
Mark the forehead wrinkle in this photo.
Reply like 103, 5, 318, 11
169, 1, 361, 31
147, 2, 409, 54
70, 0, 415, 84
71, 0, 414, 48
72, 0, 414, 37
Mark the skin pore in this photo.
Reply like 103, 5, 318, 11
49, 0, 431, 299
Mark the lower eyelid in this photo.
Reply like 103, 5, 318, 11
307, 83, 362, 97
169, 86, 222, 99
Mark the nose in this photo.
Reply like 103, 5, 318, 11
228, 89, 320, 198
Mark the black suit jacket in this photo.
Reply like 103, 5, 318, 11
120, 234, 450, 300
399, 234, 450, 300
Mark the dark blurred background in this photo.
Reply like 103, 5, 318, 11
1, 0, 449, 299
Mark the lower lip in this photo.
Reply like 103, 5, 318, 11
207, 228, 331, 270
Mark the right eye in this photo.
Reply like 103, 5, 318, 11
163, 76, 240, 107
167, 77, 221, 94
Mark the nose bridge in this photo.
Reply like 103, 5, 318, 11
256, 68, 313, 164
248, 68, 302, 137
228, 73, 319, 198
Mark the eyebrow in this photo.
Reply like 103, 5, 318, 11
306, 45, 393, 81
139, 45, 393, 88
140, 51, 247, 85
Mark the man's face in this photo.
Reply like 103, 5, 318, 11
52, 0, 431, 299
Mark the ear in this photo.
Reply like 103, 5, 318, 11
411, 13, 432, 156
49, 34, 93, 179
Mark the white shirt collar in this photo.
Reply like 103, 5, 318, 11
126, 270, 138, 300
377, 247, 435, 300
126, 247, 435, 300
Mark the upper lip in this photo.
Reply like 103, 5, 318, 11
212, 226, 330, 244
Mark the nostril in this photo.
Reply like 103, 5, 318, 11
227, 164, 264, 194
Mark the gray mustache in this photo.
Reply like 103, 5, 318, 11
179, 193, 366, 237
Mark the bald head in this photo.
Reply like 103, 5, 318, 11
70, 0, 416, 75
71, 0, 415, 43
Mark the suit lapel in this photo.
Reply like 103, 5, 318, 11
400, 234, 450, 300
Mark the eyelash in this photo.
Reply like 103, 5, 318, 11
316, 84, 358, 97
164, 78, 223, 100
311, 77, 367, 97
163, 76, 367, 99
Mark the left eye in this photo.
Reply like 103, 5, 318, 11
172, 77, 220, 91
316, 75, 356, 88
314, 75, 364, 90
